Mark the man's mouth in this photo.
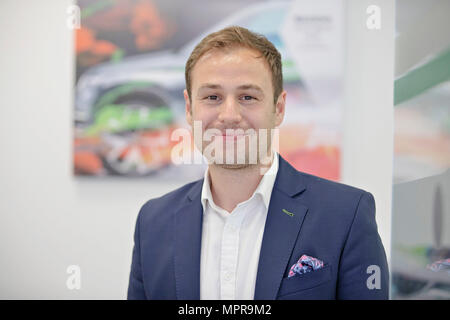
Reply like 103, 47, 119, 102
216, 130, 249, 140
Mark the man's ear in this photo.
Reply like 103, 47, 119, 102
184, 89, 193, 126
274, 90, 286, 127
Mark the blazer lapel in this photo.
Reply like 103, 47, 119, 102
174, 180, 204, 300
254, 156, 308, 300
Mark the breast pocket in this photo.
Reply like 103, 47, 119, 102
277, 264, 333, 298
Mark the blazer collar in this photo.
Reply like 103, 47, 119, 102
174, 180, 203, 299
200, 151, 280, 213
273, 153, 307, 197
186, 153, 306, 200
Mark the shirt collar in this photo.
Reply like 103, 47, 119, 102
201, 152, 279, 213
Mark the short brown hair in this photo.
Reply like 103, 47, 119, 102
185, 26, 283, 104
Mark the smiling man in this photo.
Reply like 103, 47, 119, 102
127, 26, 389, 300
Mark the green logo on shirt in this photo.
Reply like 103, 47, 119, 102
282, 209, 294, 217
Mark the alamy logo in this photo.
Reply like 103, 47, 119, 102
66, 5, 81, 30
366, 5, 381, 30
366, 265, 381, 290
66, 265, 81, 290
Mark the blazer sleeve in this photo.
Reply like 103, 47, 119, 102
127, 207, 147, 300
337, 191, 390, 299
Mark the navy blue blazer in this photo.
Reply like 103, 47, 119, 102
127, 154, 389, 299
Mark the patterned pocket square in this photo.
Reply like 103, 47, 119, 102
288, 254, 324, 278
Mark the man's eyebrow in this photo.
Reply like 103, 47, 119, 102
197, 83, 222, 90
197, 84, 264, 92
236, 84, 264, 93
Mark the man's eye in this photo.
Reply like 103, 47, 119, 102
241, 95, 255, 101
206, 95, 219, 100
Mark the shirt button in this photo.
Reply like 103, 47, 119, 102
228, 225, 238, 233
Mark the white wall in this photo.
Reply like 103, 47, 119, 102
341, 0, 394, 267
0, 0, 394, 299
0, 0, 182, 299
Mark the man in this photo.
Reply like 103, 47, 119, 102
127, 26, 389, 300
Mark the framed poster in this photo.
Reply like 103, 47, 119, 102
73, 0, 344, 181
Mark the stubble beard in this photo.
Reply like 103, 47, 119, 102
204, 135, 273, 170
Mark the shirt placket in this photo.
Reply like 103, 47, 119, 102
220, 209, 245, 300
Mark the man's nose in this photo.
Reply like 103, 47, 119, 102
217, 97, 242, 124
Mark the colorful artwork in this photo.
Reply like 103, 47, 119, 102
74, 0, 343, 181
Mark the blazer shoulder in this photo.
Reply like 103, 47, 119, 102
278, 155, 368, 200
297, 169, 369, 197
138, 178, 203, 222
293, 170, 373, 219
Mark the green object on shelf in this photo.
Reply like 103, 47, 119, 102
395, 47, 450, 105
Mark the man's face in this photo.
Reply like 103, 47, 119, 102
184, 46, 286, 168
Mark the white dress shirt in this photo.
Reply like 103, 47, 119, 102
200, 152, 279, 300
